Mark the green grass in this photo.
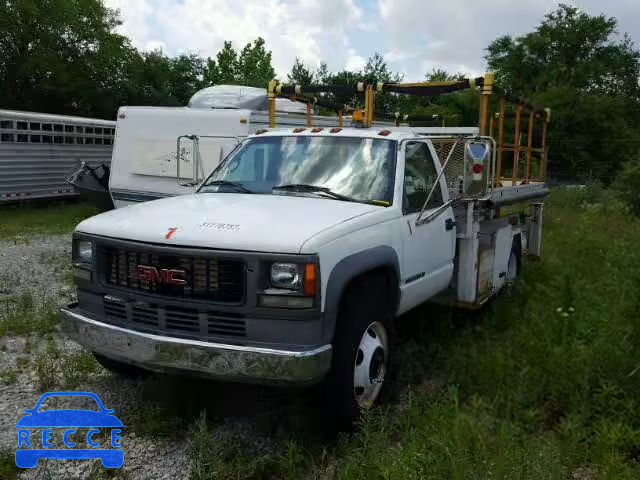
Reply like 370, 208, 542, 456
184, 187, 640, 479
0, 291, 59, 337
0, 450, 19, 480
0, 201, 98, 239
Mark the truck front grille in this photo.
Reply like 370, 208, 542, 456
102, 247, 245, 303
103, 297, 246, 339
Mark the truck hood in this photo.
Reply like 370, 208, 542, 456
76, 193, 381, 253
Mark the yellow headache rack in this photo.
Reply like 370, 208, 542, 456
267, 73, 551, 185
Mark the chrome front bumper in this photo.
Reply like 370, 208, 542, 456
60, 304, 332, 385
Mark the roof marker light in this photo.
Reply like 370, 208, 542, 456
311, 127, 323, 133
330, 127, 342, 133
378, 129, 392, 136
293, 128, 306, 133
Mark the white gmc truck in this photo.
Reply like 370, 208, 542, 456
61, 126, 547, 426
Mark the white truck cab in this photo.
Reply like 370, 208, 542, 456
62, 76, 550, 427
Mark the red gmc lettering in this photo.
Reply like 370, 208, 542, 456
136, 266, 187, 285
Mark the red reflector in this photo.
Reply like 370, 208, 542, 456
293, 128, 306, 133
472, 163, 484, 174
255, 128, 268, 135
330, 127, 342, 133
311, 127, 323, 133
118, 113, 126, 119
378, 129, 392, 136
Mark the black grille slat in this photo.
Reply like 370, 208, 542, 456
102, 298, 246, 339
102, 247, 245, 303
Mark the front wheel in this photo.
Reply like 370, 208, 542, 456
321, 275, 393, 431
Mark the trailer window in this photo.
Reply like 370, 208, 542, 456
30, 122, 41, 131
1, 120, 14, 129
17, 121, 28, 130
1, 133, 14, 142
54, 124, 63, 132
42, 123, 52, 131
42, 135, 52, 144
403, 141, 443, 213
65, 125, 74, 132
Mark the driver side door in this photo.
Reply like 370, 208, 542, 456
399, 140, 456, 313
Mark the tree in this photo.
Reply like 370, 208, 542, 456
0, 0, 135, 118
486, 4, 640, 181
236, 37, 276, 88
203, 41, 238, 85
287, 57, 315, 85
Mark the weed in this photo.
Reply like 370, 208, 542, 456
0, 291, 59, 337
132, 401, 187, 439
35, 338, 61, 392
0, 450, 20, 480
15, 356, 30, 369
0, 369, 17, 385
61, 351, 99, 388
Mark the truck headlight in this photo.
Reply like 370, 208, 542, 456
76, 240, 94, 263
270, 263, 303, 290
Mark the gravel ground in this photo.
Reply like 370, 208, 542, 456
0, 234, 300, 479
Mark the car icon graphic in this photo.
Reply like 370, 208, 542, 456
15, 391, 123, 468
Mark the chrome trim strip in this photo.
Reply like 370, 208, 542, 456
60, 305, 332, 384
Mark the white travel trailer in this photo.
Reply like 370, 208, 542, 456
109, 85, 351, 208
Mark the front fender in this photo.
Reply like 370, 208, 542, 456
321, 245, 400, 344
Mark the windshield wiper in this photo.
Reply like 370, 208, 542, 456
272, 184, 358, 202
203, 180, 254, 193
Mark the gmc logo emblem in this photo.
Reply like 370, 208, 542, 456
136, 265, 187, 286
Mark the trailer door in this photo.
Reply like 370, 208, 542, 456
399, 140, 456, 312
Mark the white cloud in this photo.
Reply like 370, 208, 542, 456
105, 0, 640, 83
105, 0, 366, 78
378, 0, 640, 80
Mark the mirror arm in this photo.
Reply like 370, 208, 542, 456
416, 200, 454, 226
416, 137, 461, 224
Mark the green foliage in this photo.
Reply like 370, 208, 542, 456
203, 38, 275, 88
286, 57, 315, 85
0, 201, 98, 239
486, 4, 640, 182
612, 160, 640, 215
0, 450, 20, 480
0, 292, 58, 337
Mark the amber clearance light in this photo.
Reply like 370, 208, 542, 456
304, 263, 317, 296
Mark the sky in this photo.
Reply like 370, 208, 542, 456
104, 0, 640, 81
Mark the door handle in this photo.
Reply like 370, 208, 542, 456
445, 218, 456, 231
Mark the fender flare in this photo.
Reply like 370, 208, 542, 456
322, 245, 400, 344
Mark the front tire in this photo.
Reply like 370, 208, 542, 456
322, 274, 393, 430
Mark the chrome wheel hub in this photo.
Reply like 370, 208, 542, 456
353, 321, 388, 408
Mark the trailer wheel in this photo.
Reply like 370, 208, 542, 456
94, 354, 150, 379
321, 274, 393, 431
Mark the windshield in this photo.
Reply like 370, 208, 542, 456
198, 136, 396, 204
